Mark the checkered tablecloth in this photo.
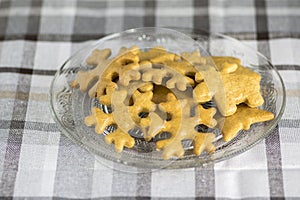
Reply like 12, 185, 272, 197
0, 0, 299, 199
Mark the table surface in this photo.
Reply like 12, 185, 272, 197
0, 0, 299, 199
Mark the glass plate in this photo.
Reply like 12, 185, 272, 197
49, 27, 285, 172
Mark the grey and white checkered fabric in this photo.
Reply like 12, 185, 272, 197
0, 0, 299, 199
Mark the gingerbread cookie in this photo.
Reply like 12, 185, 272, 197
71, 46, 140, 97
141, 66, 194, 91
86, 48, 111, 66
96, 51, 140, 94
105, 129, 135, 152
85, 107, 115, 134
84, 107, 135, 152
151, 52, 206, 89
217, 64, 264, 116
128, 90, 156, 125
152, 94, 216, 159
219, 104, 274, 141
71, 48, 112, 97
196, 104, 217, 128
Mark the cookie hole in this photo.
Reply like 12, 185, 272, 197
201, 100, 217, 109
138, 112, 149, 118
162, 76, 172, 84
194, 124, 215, 133
190, 106, 196, 117
152, 64, 163, 69
125, 96, 134, 106
133, 138, 154, 153
166, 113, 172, 121
129, 127, 144, 138
86, 63, 97, 70
117, 55, 135, 65
103, 104, 113, 114
111, 72, 119, 83
94, 98, 112, 113
103, 124, 117, 136
108, 106, 113, 113
121, 59, 135, 65
152, 132, 172, 142
103, 88, 107, 95
181, 139, 193, 149
186, 72, 196, 80
94, 98, 101, 107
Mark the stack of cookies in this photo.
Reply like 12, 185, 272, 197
71, 46, 274, 160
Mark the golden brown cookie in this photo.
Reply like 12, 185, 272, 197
155, 93, 184, 150
86, 48, 111, 66
71, 48, 112, 96
110, 90, 136, 133
216, 64, 264, 116
146, 51, 208, 90
128, 90, 156, 125
156, 115, 216, 159
153, 94, 216, 159
141, 66, 194, 91
84, 107, 136, 152
105, 129, 135, 152
196, 104, 217, 128
71, 46, 140, 97
94, 50, 141, 105
85, 89, 137, 152
85, 107, 115, 134
219, 104, 274, 141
